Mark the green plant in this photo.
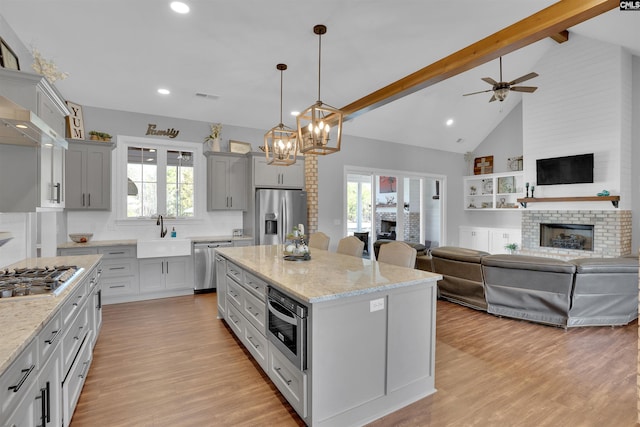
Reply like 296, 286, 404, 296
504, 243, 518, 251
205, 123, 222, 142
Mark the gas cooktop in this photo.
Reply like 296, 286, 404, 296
0, 265, 84, 300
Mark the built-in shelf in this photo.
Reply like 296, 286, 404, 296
517, 196, 620, 208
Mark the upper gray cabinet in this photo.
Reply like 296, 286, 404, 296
206, 152, 248, 211
0, 69, 69, 211
65, 140, 115, 210
253, 156, 304, 189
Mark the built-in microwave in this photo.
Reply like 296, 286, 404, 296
266, 286, 308, 370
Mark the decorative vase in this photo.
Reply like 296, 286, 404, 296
211, 137, 221, 152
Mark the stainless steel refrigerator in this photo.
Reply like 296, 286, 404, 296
255, 189, 307, 245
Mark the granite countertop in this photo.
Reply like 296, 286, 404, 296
58, 235, 253, 249
0, 255, 102, 374
217, 245, 441, 303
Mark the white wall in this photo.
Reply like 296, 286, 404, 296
523, 34, 631, 210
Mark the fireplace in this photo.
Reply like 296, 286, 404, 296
378, 219, 397, 240
540, 223, 594, 251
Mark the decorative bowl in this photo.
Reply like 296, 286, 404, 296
69, 233, 93, 243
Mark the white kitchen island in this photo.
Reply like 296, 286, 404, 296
216, 245, 441, 427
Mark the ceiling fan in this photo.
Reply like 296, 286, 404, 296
463, 57, 538, 102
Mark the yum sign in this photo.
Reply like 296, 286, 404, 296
66, 101, 85, 140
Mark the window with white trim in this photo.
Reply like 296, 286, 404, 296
118, 136, 201, 220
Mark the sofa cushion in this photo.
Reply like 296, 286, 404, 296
571, 257, 638, 274
430, 246, 489, 264
481, 254, 576, 274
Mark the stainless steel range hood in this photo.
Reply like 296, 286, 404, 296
0, 96, 67, 149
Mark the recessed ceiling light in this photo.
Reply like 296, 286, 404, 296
157, 88, 170, 95
290, 111, 300, 117
445, 118, 454, 126
170, 2, 190, 14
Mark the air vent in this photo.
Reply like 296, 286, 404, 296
195, 93, 220, 100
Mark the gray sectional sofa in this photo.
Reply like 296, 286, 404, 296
428, 247, 639, 328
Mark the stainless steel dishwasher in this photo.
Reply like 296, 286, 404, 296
193, 240, 233, 293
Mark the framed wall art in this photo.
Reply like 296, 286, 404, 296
229, 140, 252, 154
0, 38, 20, 70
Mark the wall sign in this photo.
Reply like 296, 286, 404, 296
146, 124, 179, 139
66, 101, 85, 140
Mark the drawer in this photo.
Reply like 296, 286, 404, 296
243, 289, 266, 334
226, 277, 243, 311
37, 310, 62, 364
101, 276, 139, 297
58, 247, 98, 256
226, 261, 243, 283
0, 339, 37, 418
244, 320, 267, 372
100, 258, 136, 278
62, 302, 90, 374
268, 343, 307, 418
243, 271, 267, 299
98, 246, 136, 259
61, 279, 88, 326
62, 333, 92, 426
226, 303, 244, 339
86, 263, 101, 292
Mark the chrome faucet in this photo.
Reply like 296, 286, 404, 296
156, 215, 167, 238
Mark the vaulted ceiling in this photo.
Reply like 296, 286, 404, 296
1, 1, 638, 153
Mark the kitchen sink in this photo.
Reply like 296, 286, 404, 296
136, 238, 192, 259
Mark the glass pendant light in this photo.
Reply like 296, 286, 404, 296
297, 25, 343, 155
264, 63, 298, 166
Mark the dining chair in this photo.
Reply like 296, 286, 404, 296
336, 236, 365, 257
353, 231, 369, 254
377, 241, 417, 268
308, 232, 330, 250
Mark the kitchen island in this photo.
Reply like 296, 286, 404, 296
216, 245, 441, 427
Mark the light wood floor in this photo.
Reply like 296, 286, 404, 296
71, 294, 638, 427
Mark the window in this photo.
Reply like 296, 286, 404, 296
118, 136, 201, 220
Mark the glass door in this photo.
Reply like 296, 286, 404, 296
346, 174, 372, 254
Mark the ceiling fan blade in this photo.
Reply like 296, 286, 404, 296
510, 86, 538, 93
509, 72, 538, 85
463, 89, 493, 96
489, 94, 497, 102
481, 77, 498, 85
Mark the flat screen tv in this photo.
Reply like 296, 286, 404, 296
536, 153, 594, 185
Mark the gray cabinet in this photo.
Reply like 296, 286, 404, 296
139, 256, 193, 293
215, 254, 227, 318
253, 156, 304, 188
206, 153, 247, 211
0, 69, 69, 211
65, 140, 114, 210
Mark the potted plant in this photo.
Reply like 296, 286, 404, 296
88, 131, 112, 142
504, 243, 518, 254
204, 123, 222, 151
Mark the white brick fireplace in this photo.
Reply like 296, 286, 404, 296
521, 210, 632, 259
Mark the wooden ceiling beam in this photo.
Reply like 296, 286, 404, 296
339, 0, 618, 121
551, 30, 570, 44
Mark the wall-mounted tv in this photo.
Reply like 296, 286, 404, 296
536, 153, 594, 185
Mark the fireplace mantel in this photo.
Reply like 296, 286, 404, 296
517, 196, 619, 208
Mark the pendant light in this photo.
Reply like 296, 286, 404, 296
297, 24, 343, 155
265, 63, 298, 166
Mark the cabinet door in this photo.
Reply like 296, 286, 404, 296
281, 162, 304, 188
39, 144, 55, 208
139, 259, 165, 291
253, 157, 280, 187
65, 146, 85, 208
489, 229, 521, 254
52, 145, 65, 206
37, 345, 63, 427
215, 255, 227, 318
165, 257, 192, 289
459, 227, 489, 252
228, 157, 247, 210
207, 156, 230, 210
85, 145, 111, 210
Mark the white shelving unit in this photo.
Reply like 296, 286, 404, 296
464, 171, 524, 211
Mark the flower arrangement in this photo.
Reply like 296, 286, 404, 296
31, 48, 69, 84
205, 123, 222, 142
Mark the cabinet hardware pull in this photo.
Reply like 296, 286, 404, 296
44, 329, 60, 345
36, 385, 46, 427
74, 325, 84, 340
110, 266, 126, 270
97, 289, 102, 310
109, 251, 125, 255
274, 366, 292, 385
247, 336, 260, 348
79, 360, 91, 379
166, 261, 169, 274
45, 381, 51, 423
82, 193, 85, 207
87, 193, 91, 206
7, 364, 35, 392
110, 285, 126, 288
